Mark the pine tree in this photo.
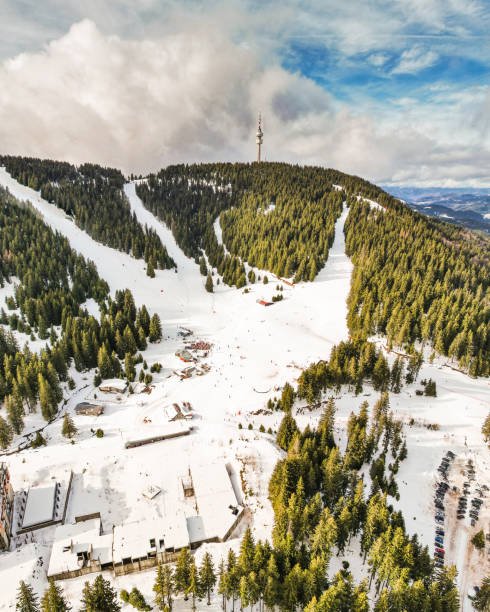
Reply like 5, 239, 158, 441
80, 575, 120, 612
199, 257, 207, 276
147, 260, 155, 277
174, 548, 192, 600
149, 314, 162, 342
97, 345, 113, 380
205, 273, 213, 293
280, 382, 295, 412
124, 353, 136, 382
61, 414, 77, 439
239, 528, 256, 575
154, 562, 174, 611
276, 412, 299, 451
187, 558, 201, 611
0, 415, 14, 449
200, 552, 217, 605
123, 326, 137, 355
40, 580, 70, 612
38, 373, 57, 421
482, 412, 490, 447
472, 575, 490, 611
6, 393, 24, 435
16, 581, 39, 612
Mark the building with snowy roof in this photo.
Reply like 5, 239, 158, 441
47, 516, 112, 581
99, 379, 127, 393
20, 484, 60, 531
187, 462, 243, 546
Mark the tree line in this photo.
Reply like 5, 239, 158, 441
344, 196, 489, 376
15, 394, 459, 611
0, 155, 175, 273
0, 187, 162, 448
136, 163, 344, 287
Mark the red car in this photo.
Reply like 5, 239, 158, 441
435, 548, 445, 555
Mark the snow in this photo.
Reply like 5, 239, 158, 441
21, 485, 57, 529
188, 462, 242, 543
0, 171, 487, 609
357, 195, 385, 212
484, 213, 490, 219
48, 518, 112, 578
99, 379, 127, 393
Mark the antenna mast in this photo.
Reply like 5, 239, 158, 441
256, 113, 263, 163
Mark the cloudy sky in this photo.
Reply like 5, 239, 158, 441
1, 0, 490, 186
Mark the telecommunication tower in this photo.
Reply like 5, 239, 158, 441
256, 113, 263, 162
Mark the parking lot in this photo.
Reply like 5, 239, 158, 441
432, 451, 490, 605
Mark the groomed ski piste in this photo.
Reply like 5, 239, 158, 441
0, 167, 488, 610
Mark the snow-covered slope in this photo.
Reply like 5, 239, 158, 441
0, 170, 487, 610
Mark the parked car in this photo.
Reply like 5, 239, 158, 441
435, 548, 445, 555
471, 519, 476, 527
435, 537, 444, 544
457, 514, 465, 520
436, 528, 445, 536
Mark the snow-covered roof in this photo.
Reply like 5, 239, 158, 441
113, 515, 189, 563
22, 485, 57, 529
99, 379, 127, 392
189, 462, 241, 543
123, 421, 191, 447
47, 518, 112, 577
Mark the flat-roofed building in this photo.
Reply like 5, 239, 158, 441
47, 517, 112, 581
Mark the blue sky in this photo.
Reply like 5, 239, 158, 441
0, 0, 489, 185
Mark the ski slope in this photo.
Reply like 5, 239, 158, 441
0, 169, 488, 609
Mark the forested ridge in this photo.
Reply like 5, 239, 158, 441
136, 163, 344, 286
137, 161, 488, 375
344, 196, 489, 376
0, 155, 175, 272
0, 186, 162, 447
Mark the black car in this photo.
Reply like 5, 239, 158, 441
457, 514, 465, 519
436, 528, 445, 536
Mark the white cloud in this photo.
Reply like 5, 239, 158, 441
0, 19, 489, 186
368, 53, 390, 67
392, 45, 438, 74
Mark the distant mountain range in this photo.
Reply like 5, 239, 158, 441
383, 186, 490, 233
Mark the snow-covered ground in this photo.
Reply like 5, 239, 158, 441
0, 171, 488, 610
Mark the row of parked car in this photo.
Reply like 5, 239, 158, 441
457, 460, 485, 526
433, 451, 455, 568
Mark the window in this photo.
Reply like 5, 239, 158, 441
149, 538, 156, 548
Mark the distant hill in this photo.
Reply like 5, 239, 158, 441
383, 186, 490, 233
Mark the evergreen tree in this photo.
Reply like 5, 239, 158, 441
149, 314, 162, 342
200, 552, 217, 606
187, 558, 201, 611
125, 353, 136, 382
40, 580, 70, 612
0, 415, 13, 449
276, 412, 299, 451
97, 345, 113, 379
16, 581, 39, 612
80, 575, 120, 612
174, 548, 192, 600
472, 576, 490, 611
6, 393, 24, 435
153, 562, 174, 611
482, 412, 490, 448
147, 260, 155, 277
205, 273, 214, 293
61, 414, 77, 439
38, 373, 57, 421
